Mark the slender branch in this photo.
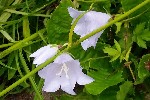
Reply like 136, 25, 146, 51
0, 43, 14, 48
4, 9, 51, 17
128, 65, 136, 81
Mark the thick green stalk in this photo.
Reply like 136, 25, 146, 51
0, 28, 46, 59
0, 0, 149, 97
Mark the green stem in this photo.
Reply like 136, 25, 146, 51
0, 28, 46, 59
0, 0, 149, 97
68, 10, 88, 48
74, 0, 150, 45
4, 9, 51, 17
0, 43, 14, 48
128, 65, 136, 81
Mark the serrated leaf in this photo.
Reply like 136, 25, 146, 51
70, 42, 113, 71
8, 59, 17, 80
114, 39, 121, 53
85, 70, 123, 95
47, 0, 72, 44
7, 52, 17, 80
23, 16, 30, 38
133, 23, 150, 48
98, 86, 119, 100
103, 47, 120, 62
137, 37, 147, 48
133, 23, 145, 35
138, 54, 150, 80
104, 47, 119, 56
103, 40, 121, 62
121, 0, 150, 29
115, 22, 122, 34
124, 47, 131, 61
116, 81, 132, 100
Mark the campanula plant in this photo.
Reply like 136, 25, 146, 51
0, 0, 150, 100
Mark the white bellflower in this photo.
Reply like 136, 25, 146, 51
68, 7, 110, 50
38, 53, 94, 95
30, 45, 58, 66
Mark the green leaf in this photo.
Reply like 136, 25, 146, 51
114, 39, 121, 53
23, 16, 30, 38
115, 22, 122, 34
99, 86, 119, 100
7, 52, 17, 80
121, 0, 150, 28
132, 23, 150, 48
124, 47, 131, 61
70, 42, 112, 71
85, 70, 123, 95
121, 0, 142, 12
103, 40, 121, 62
103, 47, 120, 62
116, 81, 133, 100
8, 60, 17, 80
138, 54, 150, 80
47, 0, 72, 44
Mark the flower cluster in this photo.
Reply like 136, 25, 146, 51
68, 7, 110, 50
30, 7, 110, 95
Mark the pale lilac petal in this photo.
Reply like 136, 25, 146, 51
54, 53, 73, 64
81, 32, 102, 50
42, 77, 60, 92
77, 73, 94, 85
39, 63, 61, 92
68, 7, 84, 19
60, 74, 76, 95
73, 11, 110, 36
66, 60, 94, 85
38, 63, 60, 79
30, 45, 50, 57
33, 47, 58, 65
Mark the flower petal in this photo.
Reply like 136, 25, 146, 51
77, 73, 94, 85
38, 63, 60, 79
73, 11, 110, 36
30, 45, 50, 57
68, 7, 84, 19
33, 46, 58, 65
60, 74, 76, 95
54, 53, 73, 64
38, 63, 61, 92
66, 60, 94, 85
42, 77, 60, 92
81, 32, 102, 50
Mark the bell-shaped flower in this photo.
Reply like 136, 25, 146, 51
38, 53, 94, 95
30, 45, 58, 66
68, 7, 111, 50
